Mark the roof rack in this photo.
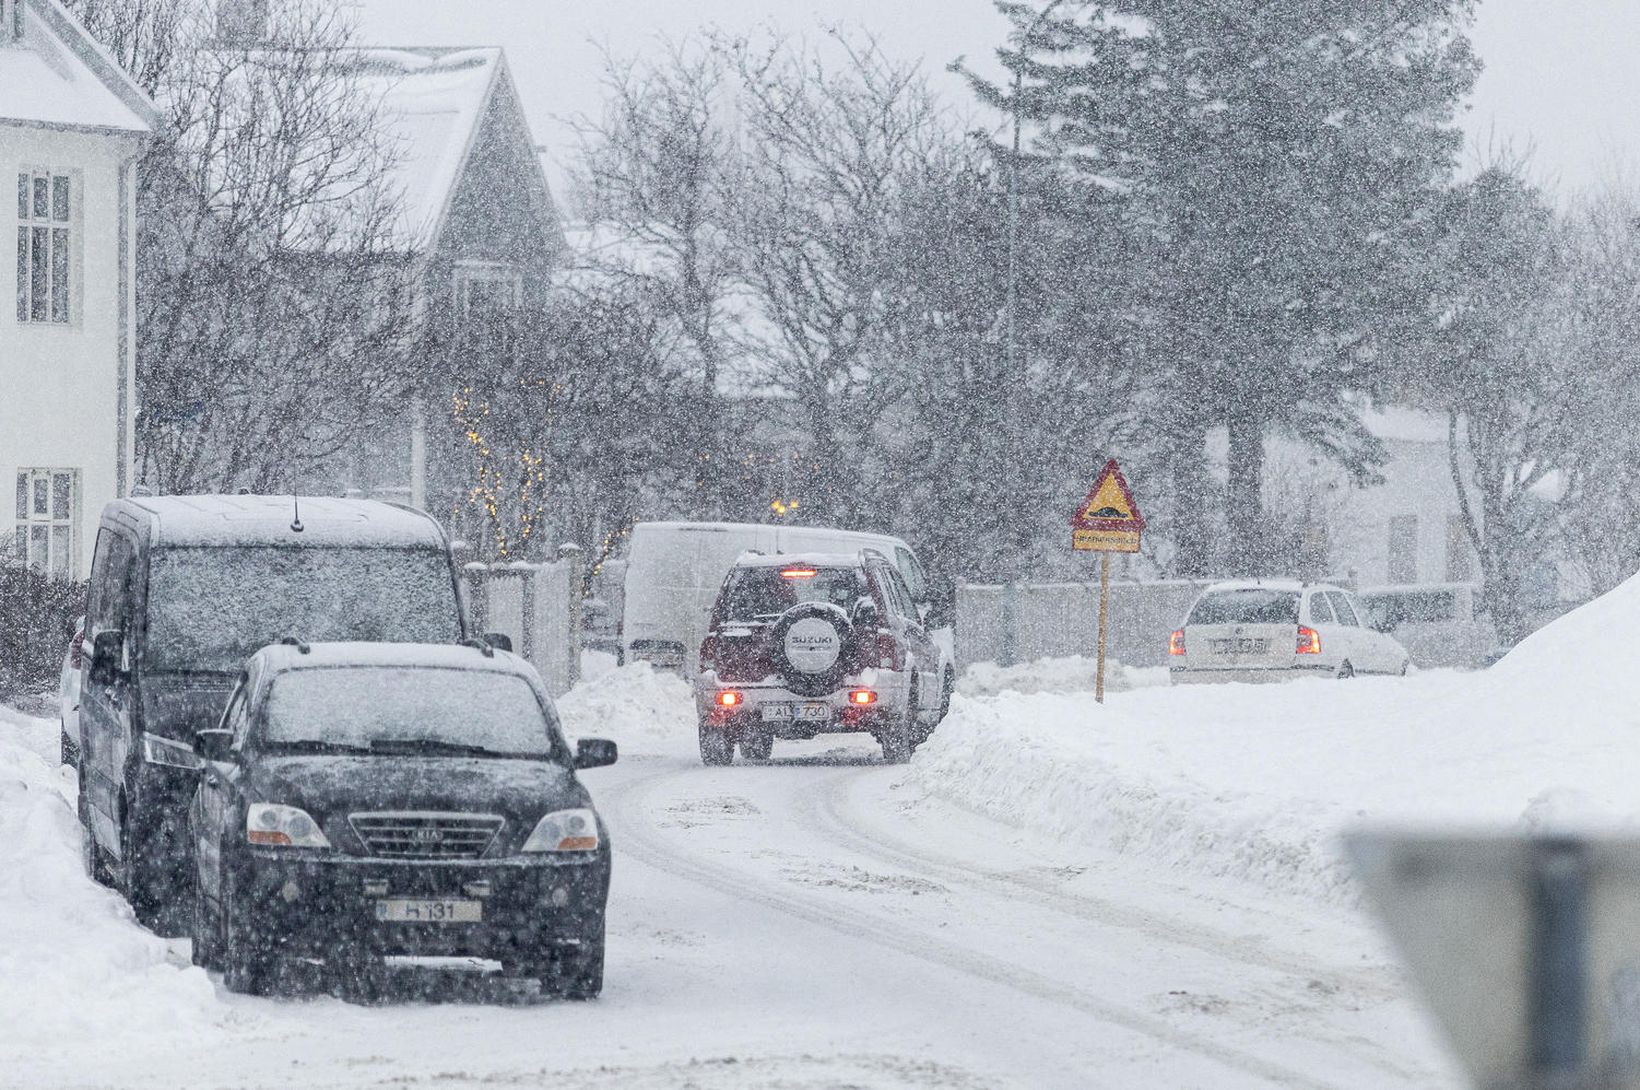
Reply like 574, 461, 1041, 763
463, 637, 496, 659
277, 636, 311, 654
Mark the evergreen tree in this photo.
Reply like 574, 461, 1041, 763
973, 0, 1478, 573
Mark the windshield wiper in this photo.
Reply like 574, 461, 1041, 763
272, 739, 374, 756
368, 737, 523, 759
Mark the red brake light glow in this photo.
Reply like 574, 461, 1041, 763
1168, 629, 1186, 656
716, 691, 743, 708
849, 689, 877, 706
1296, 625, 1322, 655
780, 567, 818, 579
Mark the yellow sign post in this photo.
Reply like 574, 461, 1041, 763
1070, 460, 1145, 703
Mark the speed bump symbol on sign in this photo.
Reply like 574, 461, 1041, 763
1071, 460, 1144, 553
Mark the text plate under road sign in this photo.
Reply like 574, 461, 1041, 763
1073, 529, 1140, 553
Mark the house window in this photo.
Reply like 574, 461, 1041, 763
1445, 514, 1474, 582
15, 170, 72, 324
0, 0, 21, 44
454, 263, 521, 327
14, 468, 79, 579
1386, 515, 1418, 584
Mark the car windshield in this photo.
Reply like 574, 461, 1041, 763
145, 546, 461, 673
719, 566, 862, 620
1188, 589, 1301, 626
259, 667, 561, 759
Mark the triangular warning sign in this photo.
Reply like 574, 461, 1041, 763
1071, 459, 1145, 531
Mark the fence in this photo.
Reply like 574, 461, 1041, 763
462, 544, 584, 697
955, 579, 1215, 670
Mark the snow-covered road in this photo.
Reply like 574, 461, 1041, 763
1, 655, 1464, 1090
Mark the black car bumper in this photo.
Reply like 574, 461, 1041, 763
225, 850, 610, 962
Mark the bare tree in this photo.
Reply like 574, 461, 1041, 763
718, 31, 950, 525
70, 0, 423, 494
566, 40, 744, 515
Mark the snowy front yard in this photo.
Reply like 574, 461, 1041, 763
5, 580, 1634, 1088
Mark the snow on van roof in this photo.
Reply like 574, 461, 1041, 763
119, 495, 446, 549
632, 521, 907, 545
252, 640, 534, 678
1200, 579, 1320, 594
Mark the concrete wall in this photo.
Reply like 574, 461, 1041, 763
957, 580, 1214, 670
0, 125, 142, 578
462, 544, 584, 696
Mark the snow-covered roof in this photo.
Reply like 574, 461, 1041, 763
1359, 405, 1456, 445
350, 47, 502, 248
0, 0, 159, 134
121, 495, 448, 549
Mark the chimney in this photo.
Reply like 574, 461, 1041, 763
214, 0, 270, 46
1, 0, 23, 46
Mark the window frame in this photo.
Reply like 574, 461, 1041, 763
13, 467, 80, 579
452, 261, 522, 325
14, 168, 78, 326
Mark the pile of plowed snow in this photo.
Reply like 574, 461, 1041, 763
908, 574, 1640, 907
556, 661, 696, 751
0, 709, 224, 1068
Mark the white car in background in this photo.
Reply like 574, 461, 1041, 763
58, 615, 84, 767
1169, 581, 1410, 684
1359, 582, 1499, 670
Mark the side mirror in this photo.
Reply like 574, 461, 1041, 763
193, 729, 234, 763
852, 598, 881, 630
89, 631, 125, 685
574, 737, 617, 770
483, 631, 513, 653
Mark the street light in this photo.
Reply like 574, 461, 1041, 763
999, 0, 1068, 666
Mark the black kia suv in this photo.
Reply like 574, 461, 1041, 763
694, 550, 945, 765
188, 641, 616, 998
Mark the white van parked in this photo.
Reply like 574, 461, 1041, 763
620, 521, 952, 686
1359, 582, 1499, 670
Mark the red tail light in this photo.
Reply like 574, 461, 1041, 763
1296, 625, 1321, 655
1168, 629, 1185, 656
716, 691, 743, 708
849, 689, 877, 706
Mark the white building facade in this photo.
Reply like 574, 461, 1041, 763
0, 0, 156, 578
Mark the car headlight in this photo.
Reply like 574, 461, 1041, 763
521, 808, 600, 853
141, 732, 202, 771
246, 803, 331, 849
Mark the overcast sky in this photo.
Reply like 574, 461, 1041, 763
354, 0, 1640, 208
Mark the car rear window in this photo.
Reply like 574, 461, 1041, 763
260, 667, 561, 758
718, 566, 863, 621
1188, 589, 1300, 626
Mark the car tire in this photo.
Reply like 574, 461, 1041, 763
79, 801, 116, 889
221, 875, 276, 996
120, 789, 188, 937
880, 691, 916, 765
550, 934, 605, 1000
698, 723, 734, 767
1337, 661, 1355, 680
738, 727, 773, 762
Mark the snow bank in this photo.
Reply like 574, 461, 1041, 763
0, 709, 224, 1066
958, 655, 1168, 697
910, 572, 1640, 907
555, 662, 696, 751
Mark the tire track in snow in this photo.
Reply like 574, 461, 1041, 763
802, 767, 1426, 1084
603, 761, 1336, 1090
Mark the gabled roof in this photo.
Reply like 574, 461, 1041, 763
351, 47, 559, 251
0, 0, 159, 134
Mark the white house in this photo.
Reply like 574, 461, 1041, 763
0, 0, 157, 579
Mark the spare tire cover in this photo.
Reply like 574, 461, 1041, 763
771, 603, 853, 693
